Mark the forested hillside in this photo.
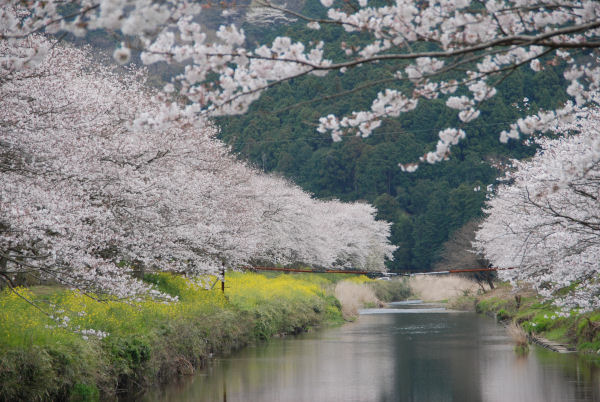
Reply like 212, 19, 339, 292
218, 12, 569, 271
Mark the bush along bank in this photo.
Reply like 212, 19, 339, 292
466, 283, 600, 356
0, 272, 353, 401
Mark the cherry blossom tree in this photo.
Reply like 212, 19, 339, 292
0, 36, 235, 297
474, 108, 600, 310
228, 172, 395, 271
3, 1, 600, 169
1, 35, 395, 297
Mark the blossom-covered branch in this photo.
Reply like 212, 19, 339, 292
2, 1, 600, 169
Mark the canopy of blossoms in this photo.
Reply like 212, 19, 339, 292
475, 108, 600, 310
0, 37, 395, 297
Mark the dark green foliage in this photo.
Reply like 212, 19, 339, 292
108, 337, 151, 370
369, 280, 411, 302
0, 344, 102, 402
69, 383, 100, 402
496, 309, 511, 321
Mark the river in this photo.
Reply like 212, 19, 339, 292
142, 301, 600, 402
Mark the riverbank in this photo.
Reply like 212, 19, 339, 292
145, 297, 580, 402
449, 282, 600, 357
0, 272, 409, 401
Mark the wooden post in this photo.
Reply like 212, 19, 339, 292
0, 255, 7, 290
221, 262, 225, 294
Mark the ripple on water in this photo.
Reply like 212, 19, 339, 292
359, 307, 447, 314
389, 300, 424, 305
393, 323, 449, 335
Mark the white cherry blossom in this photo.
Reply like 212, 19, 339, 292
2, 1, 600, 167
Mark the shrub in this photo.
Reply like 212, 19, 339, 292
496, 309, 511, 321
369, 279, 411, 302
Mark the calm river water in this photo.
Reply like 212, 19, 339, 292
143, 301, 600, 402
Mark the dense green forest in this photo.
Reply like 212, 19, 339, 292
217, 11, 569, 272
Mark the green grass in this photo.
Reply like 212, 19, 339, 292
473, 284, 600, 354
0, 272, 347, 400
544, 326, 569, 343
476, 296, 517, 316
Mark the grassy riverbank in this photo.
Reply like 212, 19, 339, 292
452, 283, 600, 356
0, 272, 409, 401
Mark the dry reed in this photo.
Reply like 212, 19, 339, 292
408, 275, 480, 302
506, 322, 528, 347
334, 281, 379, 320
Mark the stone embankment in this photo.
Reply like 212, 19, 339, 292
529, 335, 576, 353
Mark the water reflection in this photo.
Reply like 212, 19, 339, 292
482, 347, 600, 401
142, 304, 600, 402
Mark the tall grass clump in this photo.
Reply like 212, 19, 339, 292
334, 280, 379, 320
507, 322, 529, 355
